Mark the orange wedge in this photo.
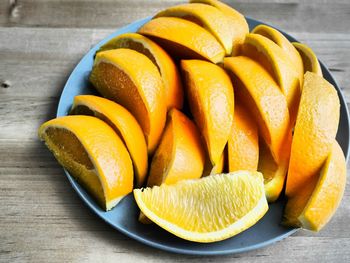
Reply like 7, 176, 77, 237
202, 151, 225, 177
155, 3, 235, 55
89, 48, 166, 154
181, 59, 234, 165
147, 108, 205, 187
70, 95, 148, 187
283, 141, 346, 231
293, 42, 323, 77
224, 56, 291, 164
227, 103, 259, 172
38, 116, 133, 211
241, 33, 301, 123
97, 33, 183, 110
286, 72, 340, 197
252, 24, 304, 83
190, 0, 249, 55
258, 139, 290, 202
138, 17, 225, 63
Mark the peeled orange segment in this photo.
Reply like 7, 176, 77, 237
138, 17, 225, 63
181, 59, 234, 165
227, 104, 259, 172
155, 3, 234, 55
147, 108, 205, 187
190, 0, 249, 55
97, 33, 183, 110
224, 56, 291, 165
251, 24, 304, 84
70, 95, 148, 187
38, 116, 133, 211
89, 48, 166, 154
284, 141, 346, 231
134, 171, 268, 243
258, 140, 290, 202
292, 42, 323, 77
286, 72, 340, 197
241, 33, 301, 123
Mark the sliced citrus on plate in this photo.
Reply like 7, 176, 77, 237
134, 171, 268, 243
97, 33, 183, 110
190, 0, 249, 55
70, 95, 148, 187
286, 72, 340, 197
155, 3, 235, 55
251, 24, 304, 83
38, 115, 133, 211
224, 56, 291, 164
241, 33, 301, 123
181, 59, 234, 165
138, 17, 225, 63
146, 108, 205, 187
227, 103, 259, 172
89, 48, 166, 154
292, 42, 323, 77
283, 141, 346, 231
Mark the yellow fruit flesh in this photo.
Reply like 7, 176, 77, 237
292, 42, 323, 77
134, 171, 268, 243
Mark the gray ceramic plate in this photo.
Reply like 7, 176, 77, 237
56, 17, 350, 255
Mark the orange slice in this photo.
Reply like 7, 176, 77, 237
38, 116, 133, 211
89, 48, 166, 154
138, 17, 225, 63
146, 108, 205, 187
97, 33, 183, 110
70, 95, 148, 187
241, 33, 301, 123
252, 24, 304, 84
202, 151, 225, 177
227, 103, 259, 172
258, 139, 290, 202
292, 42, 323, 77
283, 141, 346, 231
190, 0, 249, 55
181, 59, 234, 165
224, 56, 291, 164
286, 72, 340, 197
155, 3, 235, 55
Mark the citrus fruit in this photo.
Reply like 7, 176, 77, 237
138, 17, 225, 63
224, 56, 291, 164
283, 141, 346, 231
251, 24, 304, 83
155, 3, 235, 55
97, 33, 183, 110
286, 72, 340, 197
146, 108, 205, 187
202, 151, 225, 177
258, 139, 290, 202
190, 0, 249, 55
227, 103, 259, 172
293, 42, 323, 77
70, 95, 148, 187
134, 171, 268, 243
89, 48, 166, 154
38, 115, 133, 211
241, 33, 301, 123
181, 59, 234, 165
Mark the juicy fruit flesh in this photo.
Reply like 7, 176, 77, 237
43, 127, 105, 207
134, 172, 268, 242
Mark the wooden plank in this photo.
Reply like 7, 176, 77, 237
1, 28, 349, 100
0, 0, 349, 34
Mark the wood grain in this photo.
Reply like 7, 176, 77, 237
1, 0, 350, 262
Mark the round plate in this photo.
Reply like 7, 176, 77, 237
56, 17, 350, 255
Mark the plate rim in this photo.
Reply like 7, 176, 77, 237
56, 16, 349, 255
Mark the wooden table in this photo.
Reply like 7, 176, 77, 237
1, 0, 349, 262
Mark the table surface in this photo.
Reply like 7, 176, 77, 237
1, 0, 350, 262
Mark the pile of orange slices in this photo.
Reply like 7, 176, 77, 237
39, 0, 346, 243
